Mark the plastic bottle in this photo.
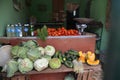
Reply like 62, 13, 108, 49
6, 24, 11, 37
11, 25, 15, 37
18, 23, 23, 37
15, 24, 19, 37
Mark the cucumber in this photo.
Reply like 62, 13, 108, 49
64, 60, 73, 68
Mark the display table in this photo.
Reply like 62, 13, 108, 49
0, 33, 101, 80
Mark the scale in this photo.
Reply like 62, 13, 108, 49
74, 18, 94, 35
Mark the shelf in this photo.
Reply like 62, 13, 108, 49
0, 64, 101, 76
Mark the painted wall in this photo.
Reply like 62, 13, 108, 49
0, 0, 108, 51
90, 0, 108, 51
0, 0, 29, 36
29, 0, 81, 22
29, 0, 52, 22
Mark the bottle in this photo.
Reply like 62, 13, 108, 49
11, 24, 15, 37
6, 24, 11, 37
23, 24, 29, 37
15, 24, 19, 37
30, 24, 34, 36
18, 23, 23, 37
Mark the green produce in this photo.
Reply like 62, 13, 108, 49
11, 46, 28, 59
27, 48, 41, 62
64, 49, 79, 61
44, 45, 55, 57
67, 50, 79, 56
23, 40, 38, 49
53, 51, 66, 63
43, 55, 51, 61
11, 45, 19, 58
37, 25, 48, 41
53, 51, 61, 58
64, 60, 74, 68
18, 58, 33, 74
17, 47, 28, 58
49, 58, 61, 69
37, 46, 45, 55
2, 59, 18, 77
64, 73, 75, 80
34, 58, 49, 71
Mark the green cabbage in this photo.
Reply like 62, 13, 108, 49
37, 47, 45, 55
44, 45, 55, 56
49, 58, 61, 69
6, 60, 18, 77
27, 48, 41, 62
11, 46, 28, 59
11, 46, 19, 58
34, 58, 49, 71
23, 40, 38, 49
64, 73, 75, 80
18, 58, 33, 74
17, 47, 28, 58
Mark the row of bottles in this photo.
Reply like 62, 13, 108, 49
6, 23, 34, 37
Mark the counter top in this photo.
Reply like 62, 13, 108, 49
0, 33, 96, 39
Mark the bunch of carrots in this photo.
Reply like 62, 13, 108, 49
47, 27, 79, 36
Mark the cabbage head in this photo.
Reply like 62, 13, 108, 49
11, 46, 19, 58
18, 58, 33, 74
6, 59, 18, 77
17, 47, 29, 58
27, 48, 41, 62
11, 46, 28, 59
34, 58, 49, 71
49, 58, 61, 69
44, 45, 55, 57
23, 40, 38, 49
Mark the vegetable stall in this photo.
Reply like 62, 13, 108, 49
0, 30, 102, 80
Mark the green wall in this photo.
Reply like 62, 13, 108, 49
90, 0, 108, 51
0, 0, 108, 51
30, 0, 52, 22
0, 0, 29, 36
30, 0, 81, 22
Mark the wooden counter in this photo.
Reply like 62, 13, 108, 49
1, 64, 102, 80
0, 33, 96, 52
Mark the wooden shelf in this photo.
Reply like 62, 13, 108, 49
0, 64, 101, 76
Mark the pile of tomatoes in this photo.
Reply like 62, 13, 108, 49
47, 27, 79, 36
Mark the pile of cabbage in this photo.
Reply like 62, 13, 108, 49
2, 40, 56, 77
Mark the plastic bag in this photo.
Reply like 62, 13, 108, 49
73, 59, 84, 73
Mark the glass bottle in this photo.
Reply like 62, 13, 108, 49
30, 24, 34, 36
23, 24, 29, 37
